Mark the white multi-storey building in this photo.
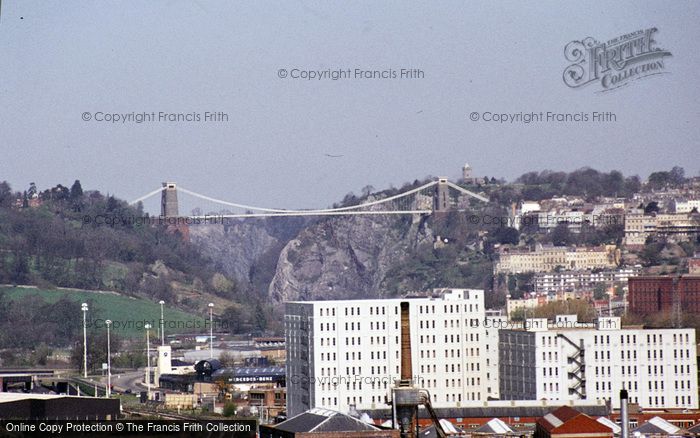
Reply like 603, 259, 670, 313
534, 267, 641, 294
483, 311, 507, 400
672, 199, 700, 213
624, 211, 700, 246
494, 244, 619, 274
285, 289, 492, 416
499, 316, 698, 409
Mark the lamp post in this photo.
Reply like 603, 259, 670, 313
208, 303, 214, 358
105, 319, 112, 398
144, 323, 152, 400
81, 303, 88, 378
159, 300, 165, 346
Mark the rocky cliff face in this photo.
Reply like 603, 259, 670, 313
269, 213, 433, 301
188, 210, 433, 302
189, 221, 280, 282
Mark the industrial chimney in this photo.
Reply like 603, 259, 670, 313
392, 302, 420, 438
400, 302, 413, 382
620, 389, 629, 438
389, 301, 448, 438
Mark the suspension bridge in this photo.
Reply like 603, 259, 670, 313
129, 178, 489, 219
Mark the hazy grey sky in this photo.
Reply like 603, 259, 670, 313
1, 1, 699, 211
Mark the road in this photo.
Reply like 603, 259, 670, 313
96, 369, 146, 393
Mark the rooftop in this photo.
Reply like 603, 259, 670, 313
537, 406, 613, 435
271, 408, 379, 433
632, 416, 683, 435
0, 393, 91, 403
212, 366, 285, 378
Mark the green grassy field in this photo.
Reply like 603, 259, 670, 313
0, 286, 206, 339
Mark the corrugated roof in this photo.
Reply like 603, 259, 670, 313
418, 419, 459, 438
273, 411, 327, 432
596, 417, 621, 434
687, 422, 700, 433
361, 404, 609, 419
474, 418, 514, 433
272, 408, 379, 433
212, 366, 285, 377
633, 416, 681, 434
542, 413, 563, 429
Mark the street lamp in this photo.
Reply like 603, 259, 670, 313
81, 303, 88, 378
208, 303, 214, 358
105, 319, 112, 398
159, 300, 165, 346
144, 323, 152, 400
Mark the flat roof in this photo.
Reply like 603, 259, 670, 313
0, 393, 94, 403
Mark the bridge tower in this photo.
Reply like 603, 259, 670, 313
433, 178, 450, 212
160, 182, 179, 217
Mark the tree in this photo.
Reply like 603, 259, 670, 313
647, 171, 671, 190
221, 305, 252, 334
0, 181, 13, 208
613, 284, 624, 299
214, 378, 233, 401
10, 252, 30, 284
70, 330, 122, 374
593, 283, 607, 300
533, 300, 597, 322
254, 302, 267, 333
493, 227, 519, 245
603, 170, 624, 196
669, 166, 685, 185
211, 273, 235, 297
361, 185, 375, 197
223, 401, 237, 417
506, 275, 519, 296
640, 240, 664, 266
515, 273, 535, 294
113, 351, 145, 369
219, 351, 236, 367
644, 201, 660, 214
510, 307, 527, 321
70, 180, 83, 199
27, 182, 37, 197
516, 171, 540, 185
551, 223, 573, 246
623, 175, 641, 196
30, 343, 52, 366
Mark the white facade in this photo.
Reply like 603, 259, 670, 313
520, 201, 541, 215
499, 317, 698, 409
624, 211, 700, 245
285, 289, 491, 416
673, 199, 700, 213
534, 267, 641, 294
537, 210, 589, 232
154, 346, 195, 387
483, 312, 507, 399
495, 245, 618, 274
505, 296, 541, 318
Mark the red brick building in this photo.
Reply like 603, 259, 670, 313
628, 275, 700, 314
535, 406, 613, 438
